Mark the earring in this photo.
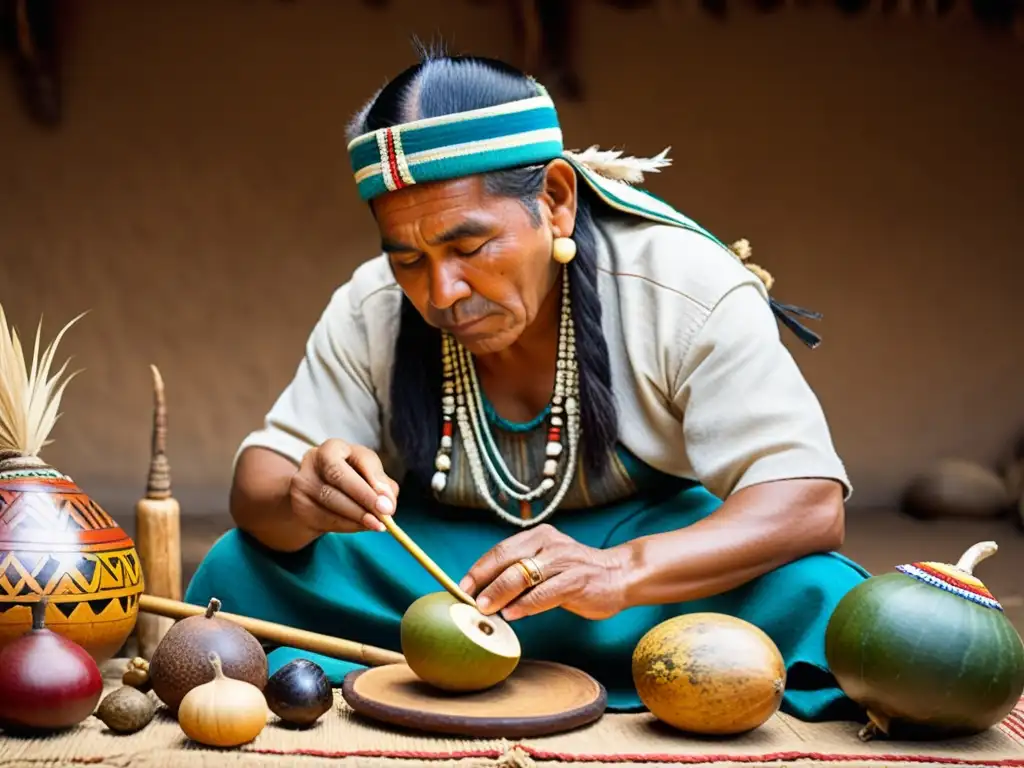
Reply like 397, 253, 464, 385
552, 236, 577, 264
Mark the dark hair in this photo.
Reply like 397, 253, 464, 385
348, 52, 618, 486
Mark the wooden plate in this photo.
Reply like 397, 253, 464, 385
341, 659, 607, 738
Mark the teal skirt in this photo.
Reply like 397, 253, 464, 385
184, 477, 870, 722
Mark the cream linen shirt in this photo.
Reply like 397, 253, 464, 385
237, 216, 851, 501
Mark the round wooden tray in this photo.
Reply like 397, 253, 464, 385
341, 659, 607, 738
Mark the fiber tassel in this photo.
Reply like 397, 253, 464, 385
770, 299, 823, 349
728, 238, 775, 292
727, 238, 823, 348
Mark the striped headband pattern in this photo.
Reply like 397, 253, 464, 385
345, 89, 720, 239
347, 92, 563, 202
345, 88, 826, 348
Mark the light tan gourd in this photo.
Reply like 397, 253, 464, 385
177, 652, 267, 748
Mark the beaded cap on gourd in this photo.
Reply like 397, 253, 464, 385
895, 560, 1003, 611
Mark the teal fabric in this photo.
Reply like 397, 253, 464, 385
354, 140, 565, 202
347, 91, 565, 201
346, 102, 560, 171
483, 397, 550, 432
398, 105, 560, 156
184, 467, 871, 722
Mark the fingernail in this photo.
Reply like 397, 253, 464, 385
376, 496, 394, 515
476, 596, 490, 612
459, 576, 474, 593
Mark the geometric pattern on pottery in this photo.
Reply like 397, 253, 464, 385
0, 468, 143, 661
0, 484, 122, 539
0, 547, 143, 605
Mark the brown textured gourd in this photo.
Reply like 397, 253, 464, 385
149, 597, 268, 715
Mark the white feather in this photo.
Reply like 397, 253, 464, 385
565, 145, 672, 185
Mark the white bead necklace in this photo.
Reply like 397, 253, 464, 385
430, 267, 581, 527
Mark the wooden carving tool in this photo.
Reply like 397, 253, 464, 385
377, 514, 478, 608
134, 364, 182, 659
138, 594, 404, 667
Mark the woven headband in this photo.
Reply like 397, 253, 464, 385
346, 88, 823, 348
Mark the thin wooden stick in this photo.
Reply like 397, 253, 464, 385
378, 515, 477, 608
138, 594, 405, 667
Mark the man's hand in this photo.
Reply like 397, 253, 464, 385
289, 438, 399, 534
458, 524, 631, 621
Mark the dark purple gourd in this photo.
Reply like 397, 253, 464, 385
825, 541, 1024, 741
263, 659, 333, 727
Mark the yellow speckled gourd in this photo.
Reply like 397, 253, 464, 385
631, 612, 786, 735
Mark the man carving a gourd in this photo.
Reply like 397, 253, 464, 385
186, 51, 871, 719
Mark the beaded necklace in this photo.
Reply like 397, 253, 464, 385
430, 267, 580, 527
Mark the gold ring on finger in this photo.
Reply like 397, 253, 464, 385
516, 557, 545, 587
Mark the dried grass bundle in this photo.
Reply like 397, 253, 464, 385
0, 303, 85, 458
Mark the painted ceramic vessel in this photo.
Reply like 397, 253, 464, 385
0, 456, 144, 663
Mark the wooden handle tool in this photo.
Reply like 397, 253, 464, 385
378, 514, 478, 608
138, 594, 404, 667
134, 364, 182, 660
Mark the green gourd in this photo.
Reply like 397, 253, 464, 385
825, 540, 1024, 741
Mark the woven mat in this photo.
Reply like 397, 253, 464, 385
0, 660, 1020, 768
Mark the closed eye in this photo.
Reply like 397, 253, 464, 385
387, 236, 492, 269
455, 239, 491, 257
392, 254, 422, 269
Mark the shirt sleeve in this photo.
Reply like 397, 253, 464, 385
671, 282, 852, 500
234, 282, 383, 468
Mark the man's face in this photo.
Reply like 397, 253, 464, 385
371, 165, 575, 356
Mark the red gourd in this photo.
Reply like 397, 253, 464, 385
0, 597, 104, 732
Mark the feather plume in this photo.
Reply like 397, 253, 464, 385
565, 145, 672, 185
0, 303, 86, 457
